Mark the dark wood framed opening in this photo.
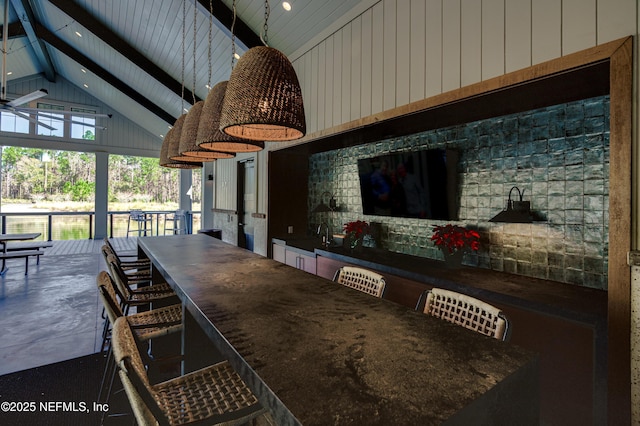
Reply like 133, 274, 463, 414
268, 36, 633, 424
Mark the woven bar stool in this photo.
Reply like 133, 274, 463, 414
97, 271, 183, 407
106, 253, 175, 304
103, 238, 151, 270
112, 316, 267, 426
417, 287, 510, 341
103, 237, 143, 262
333, 266, 386, 298
97, 271, 182, 352
102, 244, 151, 282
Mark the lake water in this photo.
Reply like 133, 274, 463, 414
1, 213, 202, 240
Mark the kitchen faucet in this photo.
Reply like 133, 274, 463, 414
317, 222, 331, 247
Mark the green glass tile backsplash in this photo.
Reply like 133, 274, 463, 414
308, 95, 610, 289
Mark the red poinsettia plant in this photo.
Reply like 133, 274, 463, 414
431, 224, 480, 254
343, 220, 369, 239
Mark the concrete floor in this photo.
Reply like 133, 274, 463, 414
0, 238, 137, 375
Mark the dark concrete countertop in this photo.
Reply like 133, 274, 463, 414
274, 236, 607, 326
272, 236, 321, 254
140, 235, 539, 426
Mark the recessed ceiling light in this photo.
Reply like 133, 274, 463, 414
6, 71, 12, 75
75, 31, 82, 37
282, 2, 292, 11
83, 83, 89, 88
160, 134, 164, 138
183, 107, 188, 113
233, 52, 240, 60
205, 84, 212, 90
81, 68, 87, 73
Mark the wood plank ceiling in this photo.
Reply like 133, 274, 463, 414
0, 0, 362, 146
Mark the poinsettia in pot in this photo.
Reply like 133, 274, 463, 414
343, 220, 369, 251
431, 224, 480, 268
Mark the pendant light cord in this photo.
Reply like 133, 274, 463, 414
231, 0, 237, 69
192, 0, 197, 105
181, 0, 186, 113
208, 0, 213, 89
260, 0, 270, 47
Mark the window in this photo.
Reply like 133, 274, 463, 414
71, 107, 96, 140
0, 111, 29, 134
36, 103, 64, 137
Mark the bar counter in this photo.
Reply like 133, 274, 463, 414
138, 234, 539, 425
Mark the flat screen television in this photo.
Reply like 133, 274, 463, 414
357, 148, 459, 220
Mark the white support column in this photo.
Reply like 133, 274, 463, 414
94, 151, 109, 239
201, 161, 214, 229
180, 169, 193, 232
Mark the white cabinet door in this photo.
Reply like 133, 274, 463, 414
273, 244, 286, 263
298, 252, 317, 275
284, 249, 317, 275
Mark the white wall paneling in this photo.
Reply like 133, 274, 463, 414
461, 0, 482, 87
442, 0, 462, 91
309, 47, 319, 134
214, 159, 236, 211
382, 0, 397, 111
395, 0, 411, 106
341, 23, 352, 124
332, 29, 343, 126
371, 2, 385, 115
531, 0, 562, 64
350, 16, 362, 121
324, 36, 334, 129
360, 9, 373, 117
481, 0, 506, 79
409, 0, 426, 103
505, 0, 532, 73
425, 0, 443, 98
316, 43, 327, 132
562, 0, 597, 55
597, 0, 637, 42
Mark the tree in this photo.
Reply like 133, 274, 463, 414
2, 148, 190, 206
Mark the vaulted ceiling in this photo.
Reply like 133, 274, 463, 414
0, 0, 362, 145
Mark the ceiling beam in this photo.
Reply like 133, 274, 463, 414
48, 0, 201, 104
195, 0, 262, 49
35, 22, 177, 125
9, 0, 55, 81
0, 22, 26, 39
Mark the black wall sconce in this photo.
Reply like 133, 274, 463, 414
207, 174, 214, 181
312, 191, 337, 213
489, 186, 542, 223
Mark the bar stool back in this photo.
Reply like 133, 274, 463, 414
112, 316, 267, 426
96, 271, 182, 409
106, 254, 177, 314
163, 209, 187, 235
419, 287, 510, 341
333, 266, 386, 298
127, 210, 152, 237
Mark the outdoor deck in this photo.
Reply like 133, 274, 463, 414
0, 237, 139, 375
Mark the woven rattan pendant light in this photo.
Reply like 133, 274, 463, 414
197, 0, 263, 153
176, 2, 234, 161
180, 100, 235, 159
219, 0, 305, 142
169, 114, 200, 163
161, 124, 202, 169
197, 81, 265, 152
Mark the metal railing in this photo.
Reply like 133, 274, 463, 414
0, 210, 201, 241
